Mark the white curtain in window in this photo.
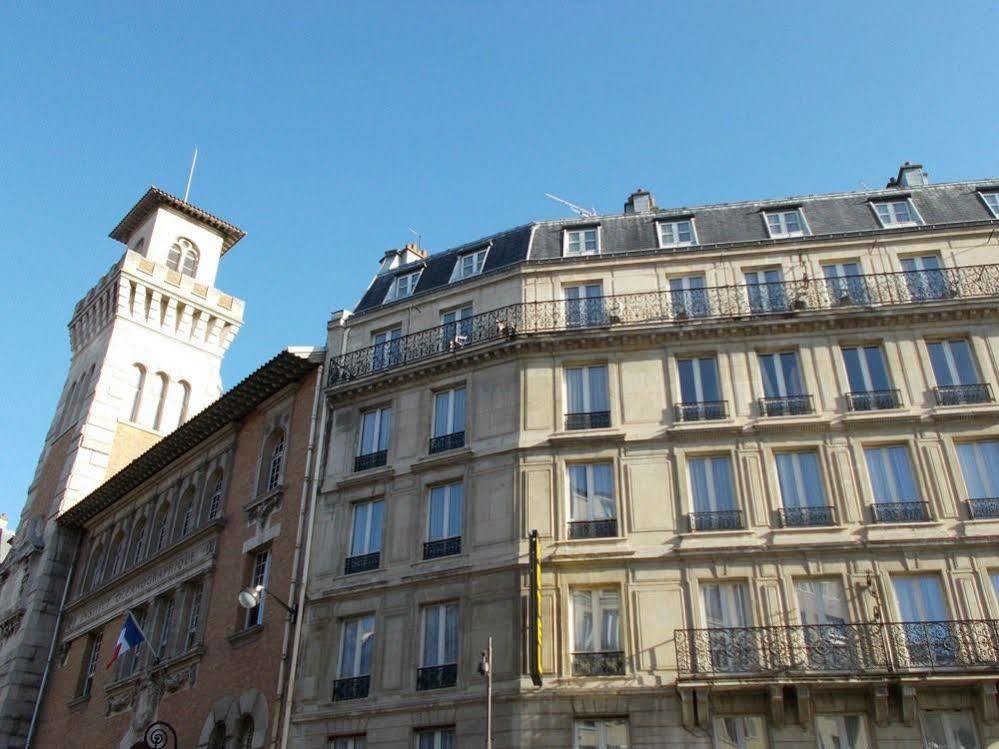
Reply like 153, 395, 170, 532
775, 452, 825, 509
865, 446, 918, 503
689, 456, 735, 513
569, 464, 615, 521
957, 441, 999, 499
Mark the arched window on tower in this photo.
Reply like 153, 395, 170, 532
133, 237, 146, 256
128, 364, 146, 423
177, 380, 191, 426
168, 237, 199, 278
152, 372, 170, 431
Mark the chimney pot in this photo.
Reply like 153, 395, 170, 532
888, 162, 928, 189
624, 188, 656, 214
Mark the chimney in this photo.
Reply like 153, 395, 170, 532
624, 188, 656, 214
376, 243, 428, 276
887, 162, 928, 189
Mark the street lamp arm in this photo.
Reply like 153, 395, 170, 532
238, 584, 298, 623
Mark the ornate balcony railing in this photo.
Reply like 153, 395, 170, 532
416, 663, 457, 690
332, 675, 370, 701
871, 501, 930, 523
968, 498, 999, 520
675, 401, 728, 422
344, 551, 380, 575
758, 394, 813, 417
846, 389, 902, 411
675, 620, 999, 679
565, 411, 612, 430
328, 264, 999, 386
423, 536, 461, 560
689, 510, 743, 532
778, 505, 836, 527
568, 518, 618, 539
933, 383, 994, 406
429, 431, 465, 454
572, 651, 626, 676
353, 450, 387, 472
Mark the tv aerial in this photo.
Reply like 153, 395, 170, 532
545, 193, 597, 218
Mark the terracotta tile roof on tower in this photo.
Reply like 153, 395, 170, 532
109, 186, 247, 252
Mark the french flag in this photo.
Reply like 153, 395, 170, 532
107, 613, 145, 668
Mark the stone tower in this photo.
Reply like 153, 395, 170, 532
0, 188, 245, 747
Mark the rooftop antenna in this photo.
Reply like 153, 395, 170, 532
183, 147, 198, 203
545, 193, 597, 218
860, 180, 870, 191
408, 227, 421, 249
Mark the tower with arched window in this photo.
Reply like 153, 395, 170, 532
0, 187, 246, 747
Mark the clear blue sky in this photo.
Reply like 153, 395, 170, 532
1, 1, 997, 525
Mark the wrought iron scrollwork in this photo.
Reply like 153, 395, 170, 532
143, 722, 177, 749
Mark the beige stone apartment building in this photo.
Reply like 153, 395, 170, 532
291, 164, 999, 749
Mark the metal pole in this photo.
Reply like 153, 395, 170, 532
486, 636, 493, 749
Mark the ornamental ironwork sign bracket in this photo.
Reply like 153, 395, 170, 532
130, 721, 178, 749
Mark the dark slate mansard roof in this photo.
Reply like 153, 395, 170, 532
353, 179, 999, 316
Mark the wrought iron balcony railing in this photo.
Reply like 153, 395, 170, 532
689, 509, 743, 532
423, 536, 461, 560
967, 498, 999, 520
332, 675, 370, 701
933, 383, 994, 406
675, 619, 999, 679
328, 264, 999, 385
871, 501, 930, 523
568, 518, 618, 539
572, 651, 626, 676
675, 401, 728, 422
758, 394, 813, 417
846, 389, 902, 411
344, 551, 380, 575
416, 663, 457, 690
353, 450, 387, 472
429, 431, 465, 454
565, 411, 612, 430
778, 505, 836, 527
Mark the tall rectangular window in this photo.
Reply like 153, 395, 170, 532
332, 737, 366, 749
659, 219, 696, 248
901, 254, 947, 301
385, 269, 422, 302
957, 441, 999, 518
702, 582, 756, 673
568, 463, 616, 538
758, 351, 809, 415
574, 718, 630, 749
920, 711, 980, 749
184, 582, 203, 651
676, 356, 724, 420
416, 729, 455, 749
865, 445, 924, 522
842, 344, 895, 410
441, 305, 473, 343
245, 550, 269, 628
78, 630, 103, 697
981, 192, 999, 218
775, 451, 831, 526
339, 615, 375, 679
156, 595, 175, 658
795, 580, 847, 626
346, 499, 383, 573
823, 261, 868, 305
688, 456, 738, 530
564, 228, 599, 256
449, 247, 488, 281
418, 603, 458, 690
564, 283, 605, 327
745, 268, 787, 313
425, 482, 463, 559
357, 407, 391, 468
893, 575, 953, 667
571, 588, 623, 675
764, 209, 808, 238
371, 327, 402, 371
872, 199, 920, 227
669, 274, 709, 318
431, 386, 466, 451
712, 716, 768, 749
565, 365, 610, 429
927, 339, 990, 405
815, 715, 870, 749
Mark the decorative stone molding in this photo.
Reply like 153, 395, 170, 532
796, 686, 812, 727
979, 682, 997, 724
901, 685, 917, 726
678, 687, 695, 730
694, 686, 711, 728
872, 685, 889, 727
769, 684, 785, 728
0, 609, 24, 642
243, 487, 283, 528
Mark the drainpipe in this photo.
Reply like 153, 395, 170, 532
26, 525, 81, 748
273, 361, 326, 748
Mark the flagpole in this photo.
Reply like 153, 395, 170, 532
125, 609, 161, 664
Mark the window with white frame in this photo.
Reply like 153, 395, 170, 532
207, 470, 224, 520
872, 199, 921, 227
349, 499, 384, 558
77, 630, 103, 697
385, 269, 422, 302
184, 581, 203, 651
571, 588, 621, 655
775, 450, 828, 511
358, 407, 391, 457
449, 247, 488, 281
658, 219, 696, 248
815, 715, 869, 749
712, 716, 768, 749
565, 364, 610, 422
265, 429, 286, 492
763, 209, 808, 238
758, 351, 805, 397
441, 305, 473, 343
957, 441, 999, 503
421, 603, 459, 668
920, 710, 980, 749
564, 227, 600, 256
892, 576, 954, 667
155, 595, 175, 659
927, 339, 980, 388
415, 728, 454, 749
568, 463, 616, 527
980, 191, 999, 218
823, 261, 868, 305
795, 579, 848, 626
901, 254, 948, 301
689, 455, 737, 514
702, 582, 755, 672
745, 268, 787, 313
564, 282, 605, 327
339, 615, 375, 679
427, 482, 463, 544
864, 445, 920, 504
574, 718, 630, 749
245, 550, 270, 628
669, 274, 709, 318
332, 737, 366, 749
179, 489, 195, 536
892, 575, 949, 623
371, 327, 402, 371
432, 386, 466, 440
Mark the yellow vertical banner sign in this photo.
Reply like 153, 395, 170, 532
529, 529, 543, 686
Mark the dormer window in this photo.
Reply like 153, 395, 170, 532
980, 192, 999, 218
449, 247, 489, 282
564, 227, 600, 256
658, 219, 696, 248
384, 269, 422, 303
872, 199, 922, 228
763, 209, 809, 238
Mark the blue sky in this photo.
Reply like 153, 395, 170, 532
1, 1, 997, 524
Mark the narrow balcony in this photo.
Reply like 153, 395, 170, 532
758, 394, 813, 417
674, 401, 728, 422
572, 651, 626, 676
422, 536, 461, 560
568, 518, 618, 540
675, 620, 999, 680
344, 551, 380, 575
565, 411, 611, 430
871, 501, 930, 523
846, 389, 901, 411
933, 383, 994, 406
689, 510, 743, 532
967, 498, 999, 520
416, 663, 457, 690
778, 505, 836, 528
332, 675, 370, 701
328, 264, 999, 386
353, 450, 387, 472
429, 431, 465, 454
